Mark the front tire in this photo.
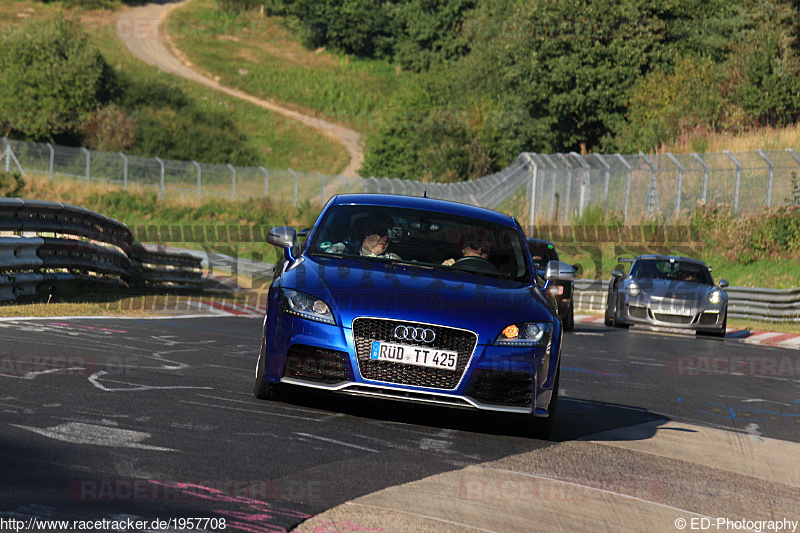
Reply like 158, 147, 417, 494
527, 368, 560, 440
563, 304, 574, 332
253, 341, 276, 400
611, 302, 629, 328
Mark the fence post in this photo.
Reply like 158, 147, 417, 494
692, 152, 709, 203
119, 152, 128, 190
45, 143, 55, 181
193, 161, 201, 198
155, 157, 165, 200
228, 164, 236, 201
523, 153, 538, 231
82, 147, 90, 187
260, 167, 268, 197
344, 176, 349, 194
540, 154, 558, 222
570, 152, 591, 217
755, 149, 774, 208
615, 154, 632, 224
665, 153, 684, 215
592, 153, 611, 204
2, 137, 8, 172
556, 153, 572, 223
640, 153, 658, 216
2, 140, 25, 176
288, 169, 299, 206
530, 154, 548, 223
723, 150, 742, 214
316, 172, 326, 205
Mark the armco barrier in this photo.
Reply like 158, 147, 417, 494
572, 279, 800, 323
0, 199, 203, 302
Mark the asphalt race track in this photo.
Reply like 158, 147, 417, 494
1, 317, 798, 532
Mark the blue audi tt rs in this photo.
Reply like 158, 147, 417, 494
254, 194, 575, 438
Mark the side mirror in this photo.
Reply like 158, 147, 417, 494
267, 226, 297, 249
545, 260, 576, 281
611, 269, 624, 279
718, 279, 729, 289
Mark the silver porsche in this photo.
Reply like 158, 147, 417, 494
604, 255, 729, 336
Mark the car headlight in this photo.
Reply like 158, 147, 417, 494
494, 322, 552, 346
708, 289, 723, 305
626, 280, 640, 297
282, 289, 335, 324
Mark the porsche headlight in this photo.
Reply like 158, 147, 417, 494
626, 280, 640, 297
282, 289, 335, 324
708, 289, 723, 305
494, 322, 552, 346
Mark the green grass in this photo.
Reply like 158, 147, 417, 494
167, 0, 405, 132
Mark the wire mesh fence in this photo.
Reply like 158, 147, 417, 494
3, 137, 800, 222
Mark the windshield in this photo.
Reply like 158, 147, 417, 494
527, 242, 559, 270
306, 205, 531, 282
629, 259, 713, 285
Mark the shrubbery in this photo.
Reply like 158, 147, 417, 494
0, 171, 26, 198
691, 202, 800, 264
0, 13, 115, 143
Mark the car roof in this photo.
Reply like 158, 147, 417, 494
633, 254, 709, 267
330, 193, 518, 227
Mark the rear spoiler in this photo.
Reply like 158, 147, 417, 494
617, 257, 635, 263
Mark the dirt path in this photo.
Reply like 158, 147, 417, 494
115, 0, 364, 178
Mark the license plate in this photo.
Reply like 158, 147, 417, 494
655, 306, 693, 316
370, 341, 457, 371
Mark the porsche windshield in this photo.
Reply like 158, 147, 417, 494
629, 259, 713, 285
306, 205, 531, 282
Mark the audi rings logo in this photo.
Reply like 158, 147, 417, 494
394, 325, 436, 343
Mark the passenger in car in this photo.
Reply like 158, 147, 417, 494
326, 213, 402, 260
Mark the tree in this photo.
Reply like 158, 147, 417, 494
361, 69, 489, 181
391, 0, 477, 72
466, 0, 736, 156
723, 0, 800, 127
617, 55, 724, 152
0, 13, 115, 142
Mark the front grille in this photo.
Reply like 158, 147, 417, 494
352, 318, 477, 389
699, 312, 719, 325
283, 344, 351, 383
628, 305, 648, 319
653, 313, 694, 325
466, 370, 532, 408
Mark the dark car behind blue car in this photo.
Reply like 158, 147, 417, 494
254, 194, 575, 438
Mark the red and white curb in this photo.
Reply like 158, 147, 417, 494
185, 300, 263, 318
574, 315, 800, 350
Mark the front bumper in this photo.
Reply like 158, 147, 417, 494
260, 314, 559, 416
617, 299, 726, 331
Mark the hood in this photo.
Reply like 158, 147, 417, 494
630, 277, 719, 303
281, 256, 553, 339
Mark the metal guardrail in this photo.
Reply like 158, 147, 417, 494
0, 199, 203, 302
572, 279, 800, 323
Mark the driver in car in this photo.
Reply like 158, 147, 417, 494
442, 232, 491, 266
326, 213, 402, 260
